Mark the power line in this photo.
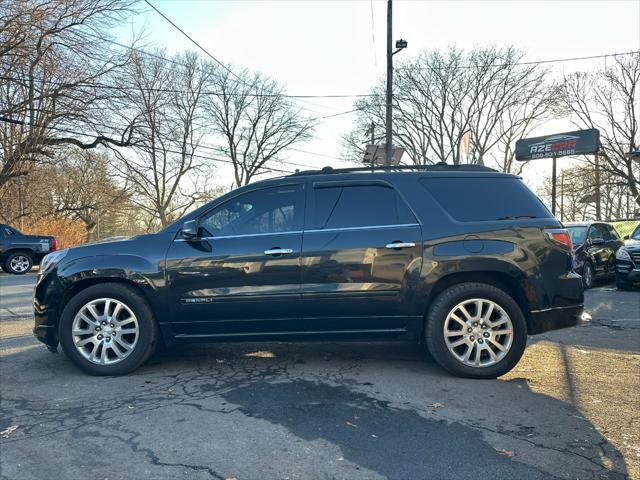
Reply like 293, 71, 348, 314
370, 0, 378, 69
289, 148, 344, 161
142, 0, 375, 107
0, 73, 377, 100
143, 0, 246, 86
397, 50, 640, 71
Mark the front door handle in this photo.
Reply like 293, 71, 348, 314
264, 248, 294, 256
385, 242, 416, 249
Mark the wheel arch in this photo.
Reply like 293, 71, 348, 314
3, 248, 34, 261
423, 270, 533, 336
57, 277, 165, 345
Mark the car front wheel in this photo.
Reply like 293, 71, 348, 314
425, 283, 527, 379
59, 283, 157, 375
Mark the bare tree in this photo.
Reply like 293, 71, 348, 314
0, 0, 138, 187
112, 50, 215, 228
205, 68, 314, 186
560, 54, 640, 209
541, 164, 635, 221
0, 148, 131, 240
343, 46, 556, 172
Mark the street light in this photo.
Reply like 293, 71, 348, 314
394, 39, 408, 54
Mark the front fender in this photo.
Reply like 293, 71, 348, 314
57, 254, 168, 323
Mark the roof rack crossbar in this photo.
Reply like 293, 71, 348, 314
290, 164, 498, 176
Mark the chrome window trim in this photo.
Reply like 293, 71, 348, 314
304, 223, 420, 234
174, 230, 303, 241
173, 223, 420, 242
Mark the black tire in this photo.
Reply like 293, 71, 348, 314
582, 262, 594, 290
425, 282, 528, 379
58, 283, 158, 375
4, 252, 33, 274
616, 278, 633, 291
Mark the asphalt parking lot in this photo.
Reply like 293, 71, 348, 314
0, 273, 638, 480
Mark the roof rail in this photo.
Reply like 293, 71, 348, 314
290, 163, 498, 176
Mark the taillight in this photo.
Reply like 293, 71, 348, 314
544, 228, 572, 251
51, 238, 58, 251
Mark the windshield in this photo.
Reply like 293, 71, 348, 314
567, 226, 587, 245
632, 225, 640, 241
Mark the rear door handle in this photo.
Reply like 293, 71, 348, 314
385, 242, 416, 249
264, 248, 294, 256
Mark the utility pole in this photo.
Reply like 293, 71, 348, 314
385, 0, 393, 165
594, 152, 601, 219
560, 171, 564, 222
551, 157, 557, 216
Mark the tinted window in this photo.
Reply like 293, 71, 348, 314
608, 225, 620, 240
588, 225, 609, 241
2, 226, 17, 237
313, 185, 415, 229
600, 225, 613, 241
632, 226, 640, 240
420, 177, 551, 222
567, 226, 587, 245
200, 185, 302, 236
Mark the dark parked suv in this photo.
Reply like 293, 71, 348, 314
33, 165, 584, 378
566, 222, 624, 289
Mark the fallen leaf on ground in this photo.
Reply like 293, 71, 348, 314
1, 426, 18, 438
429, 403, 445, 408
346, 421, 357, 428
495, 448, 515, 457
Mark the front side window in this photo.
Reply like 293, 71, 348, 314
2, 226, 18, 237
588, 225, 609, 241
312, 184, 415, 229
608, 225, 620, 240
200, 185, 303, 236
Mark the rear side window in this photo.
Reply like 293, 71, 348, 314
312, 185, 415, 229
420, 177, 551, 222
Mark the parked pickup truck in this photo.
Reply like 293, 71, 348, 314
0, 224, 57, 274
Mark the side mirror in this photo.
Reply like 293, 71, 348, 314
591, 237, 605, 245
181, 220, 198, 239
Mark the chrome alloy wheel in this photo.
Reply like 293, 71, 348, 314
10, 255, 30, 273
443, 298, 514, 368
72, 298, 139, 365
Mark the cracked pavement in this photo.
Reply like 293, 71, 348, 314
1, 273, 638, 480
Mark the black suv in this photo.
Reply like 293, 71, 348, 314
33, 166, 583, 378
566, 222, 624, 289
615, 223, 640, 290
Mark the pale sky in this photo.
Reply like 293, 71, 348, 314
119, 0, 640, 191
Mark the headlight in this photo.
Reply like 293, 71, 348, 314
40, 249, 68, 273
615, 248, 631, 261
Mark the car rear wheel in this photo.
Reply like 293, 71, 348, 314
425, 283, 527, 379
5, 252, 33, 274
59, 283, 157, 375
582, 262, 594, 290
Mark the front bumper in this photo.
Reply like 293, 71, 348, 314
33, 269, 63, 349
616, 260, 640, 284
528, 305, 585, 335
